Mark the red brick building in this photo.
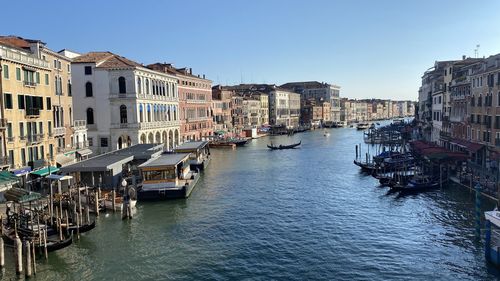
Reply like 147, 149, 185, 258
147, 63, 213, 142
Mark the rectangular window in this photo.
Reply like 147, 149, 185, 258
19, 122, 24, 138
16, 67, 21, 81
100, 138, 108, 147
46, 97, 51, 109
88, 137, 93, 147
45, 73, 49, 85
35, 72, 40, 84
8, 150, 14, 168
2, 65, 8, 79
7, 123, 12, 141
48, 121, 52, 136
18, 94, 25, 109
496, 116, 500, 130
4, 93, 12, 109
49, 144, 53, 159
68, 80, 72, 96
40, 145, 44, 160
20, 148, 26, 166
84, 66, 92, 75
39, 122, 43, 135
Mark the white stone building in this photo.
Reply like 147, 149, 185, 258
269, 88, 300, 128
71, 52, 180, 155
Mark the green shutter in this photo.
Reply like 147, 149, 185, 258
36, 72, 40, 84
16, 68, 21, 80
2, 65, 8, 79
45, 74, 49, 85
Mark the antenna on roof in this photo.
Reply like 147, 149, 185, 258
474, 44, 480, 58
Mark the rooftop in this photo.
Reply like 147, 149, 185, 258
139, 153, 190, 168
174, 141, 209, 151
60, 144, 163, 172
72, 51, 143, 68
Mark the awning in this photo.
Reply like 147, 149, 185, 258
12, 166, 32, 176
31, 166, 60, 177
76, 148, 93, 157
0, 170, 19, 186
449, 138, 484, 153
47, 174, 73, 181
56, 154, 75, 166
4, 188, 41, 203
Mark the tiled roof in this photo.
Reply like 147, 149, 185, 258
72, 51, 143, 68
0, 35, 43, 51
280, 81, 326, 89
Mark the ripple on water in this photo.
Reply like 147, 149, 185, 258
9, 126, 498, 281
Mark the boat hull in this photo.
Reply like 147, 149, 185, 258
138, 173, 200, 201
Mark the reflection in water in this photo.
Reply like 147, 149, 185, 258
2, 126, 498, 280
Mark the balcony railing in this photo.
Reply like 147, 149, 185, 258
7, 136, 14, 142
27, 134, 44, 145
53, 126, 66, 137
73, 120, 87, 131
26, 108, 40, 117
23, 81, 36, 87
57, 141, 89, 153
19, 135, 27, 141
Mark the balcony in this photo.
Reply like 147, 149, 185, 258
19, 135, 27, 141
25, 108, 40, 118
53, 126, 66, 137
23, 81, 36, 87
73, 120, 87, 131
439, 131, 451, 139
27, 134, 44, 145
57, 141, 89, 153
7, 136, 14, 142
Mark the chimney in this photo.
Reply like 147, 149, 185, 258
462, 55, 466, 60
203, 74, 205, 79
189, 68, 192, 74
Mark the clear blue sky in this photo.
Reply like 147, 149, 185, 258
2, 0, 500, 100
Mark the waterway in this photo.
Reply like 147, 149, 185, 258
2, 126, 499, 280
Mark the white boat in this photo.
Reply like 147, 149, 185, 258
323, 131, 330, 137
356, 123, 371, 130
485, 210, 500, 227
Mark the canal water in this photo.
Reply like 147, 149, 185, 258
2, 126, 499, 280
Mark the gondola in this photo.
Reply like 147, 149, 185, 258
267, 141, 301, 150
68, 220, 96, 234
3, 229, 73, 253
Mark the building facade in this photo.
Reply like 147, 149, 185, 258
72, 52, 180, 155
280, 81, 341, 122
147, 64, 213, 142
0, 36, 87, 169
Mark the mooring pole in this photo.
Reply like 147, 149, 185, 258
475, 183, 482, 239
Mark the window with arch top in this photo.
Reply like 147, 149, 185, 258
86, 108, 94, 124
120, 105, 127, 123
119, 77, 126, 94
85, 82, 93, 97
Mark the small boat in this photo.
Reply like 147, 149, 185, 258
229, 138, 248, 146
3, 229, 73, 253
485, 209, 500, 228
68, 220, 96, 234
395, 175, 442, 193
357, 123, 371, 130
353, 160, 377, 173
323, 131, 330, 137
267, 141, 301, 150
209, 141, 236, 149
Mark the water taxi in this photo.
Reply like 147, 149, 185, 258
356, 123, 371, 130
137, 153, 200, 200
174, 141, 211, 171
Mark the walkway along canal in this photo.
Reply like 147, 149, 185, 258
0, 125, 498, 280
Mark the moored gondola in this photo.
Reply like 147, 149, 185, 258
267, 141, 301, 150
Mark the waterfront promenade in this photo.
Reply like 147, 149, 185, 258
1, 126, 497, 280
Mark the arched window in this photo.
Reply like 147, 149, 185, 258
86, 108, 94, 124
119, 77, 126, 94
139, 104, 143, 122
145, 79, 150, 94
85, 82, 93, 97
137, 77, 142, 94
120, 105, 127, 123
